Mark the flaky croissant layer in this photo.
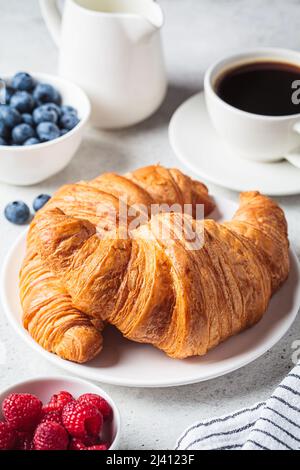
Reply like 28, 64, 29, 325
33, 191, 289, 359
20, 165, 216, 362
20, 165, 289, 362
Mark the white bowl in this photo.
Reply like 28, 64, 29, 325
0, 73, 91, 186
0, 376, 121, 450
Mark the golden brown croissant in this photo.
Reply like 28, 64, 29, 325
20, 165, 214, 362
32, 190, 289, 360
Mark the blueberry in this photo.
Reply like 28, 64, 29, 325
24, 137, 40, 146
22, 113, 34, 126
0, 121, 10, 140
36, 122, 60, 142
45, 102, 61, 117
10, 91, 35, 113
0, 137, 7, 145
59, 113, 80, 130
4, 201, 30, 225
33, 83, 62, 106
12, 72, 35, 91
0, 105, 22, 128
12, 123, 35, 144
33, 194, 51, 212
61, 105, 77, 116
60, 128, 69, 137
33, 104, 59, 125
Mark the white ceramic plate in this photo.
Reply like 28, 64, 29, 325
1, 196, 300, 387
169, 92, 300, 196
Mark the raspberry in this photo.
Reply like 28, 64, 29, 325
40, 411, 62, 426
82, 435, 100, 447
43, 391, 74, 414
2, 393, 42, 431
87, 443, 109, 450
69, 438, 86, 450
14, 431, 33, 450
33, 422, 69, 450
0, 421, 16, 450
62, 401, 103, 438
69, 438, 109, 451
78, 394, 112, 421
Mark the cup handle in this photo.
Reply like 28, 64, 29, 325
39, 0, 61, 47
285, 121, 300, 169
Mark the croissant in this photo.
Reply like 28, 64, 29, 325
32, 187, 289, 360
20, 165, 214, 363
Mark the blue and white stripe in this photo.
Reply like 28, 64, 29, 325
176, 363, 300, 450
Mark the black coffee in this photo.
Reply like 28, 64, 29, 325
215, 60, 300, 116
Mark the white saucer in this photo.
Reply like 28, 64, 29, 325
1, 196, 300, 388
169, 92, 300, 196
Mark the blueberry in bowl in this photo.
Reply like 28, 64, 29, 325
12, 72, 36, 92
37, 122, 60, 142
23, 137, 40, 146
61, 105, 77, 115
33, 104, 59, 125
0, 72, 83, 146
22, 113, 34, 126
59, 113, 80, 130
10, 91, 35, 114
33, 83, 62, 106
0, 72, 91, 185
12, 123, 35, 145
0, 105, 22, 128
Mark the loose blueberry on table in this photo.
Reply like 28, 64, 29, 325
4, 194, 51, 224
0, 72, 80, 146
33, 194, 51, 212
4, 201, 30, 225
0, 391, 112, 450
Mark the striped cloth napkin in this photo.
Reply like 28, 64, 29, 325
176, 363, 300, 450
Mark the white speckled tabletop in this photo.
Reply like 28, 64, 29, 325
0, 0, 300, 450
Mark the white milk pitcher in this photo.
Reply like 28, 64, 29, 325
40, 0, 167, 128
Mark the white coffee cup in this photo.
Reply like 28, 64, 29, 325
204, 48, 300, 168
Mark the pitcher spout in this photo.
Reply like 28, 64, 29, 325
128, 2, 164, 43
145, 2, 164, 31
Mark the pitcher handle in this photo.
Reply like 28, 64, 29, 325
39, 0, 61, 46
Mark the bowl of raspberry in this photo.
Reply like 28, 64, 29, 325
0, 72, 91, 185
0, 376, 121, 451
